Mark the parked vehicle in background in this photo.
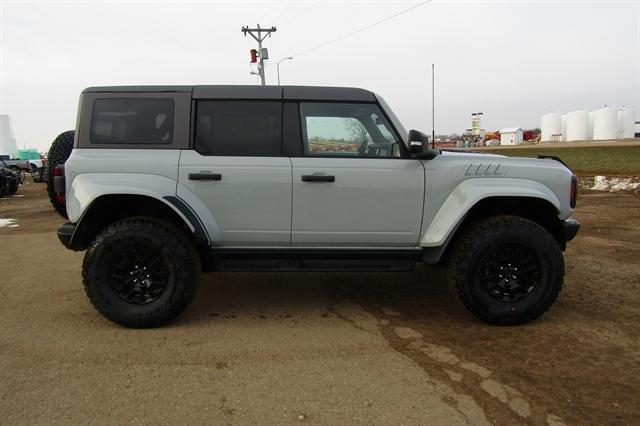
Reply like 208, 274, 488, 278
55, 85, 580, 329
0, 155, 30, 173
0, 159, 21, 197
32, 164, 48, 183
14, 149, 47, 179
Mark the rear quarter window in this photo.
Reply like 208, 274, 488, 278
194, 100, 282, 156
90, 99, 175, 144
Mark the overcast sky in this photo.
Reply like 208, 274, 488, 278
0, 0, 638, 151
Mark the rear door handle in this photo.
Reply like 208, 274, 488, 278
189, 172, 222, 181
301, 174, 335, 183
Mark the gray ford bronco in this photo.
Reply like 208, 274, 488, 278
55, 85, 580, 328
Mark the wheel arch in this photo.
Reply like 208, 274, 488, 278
423, 195, 565, 265
67, 194, 209, 251
420, 175, 570, 265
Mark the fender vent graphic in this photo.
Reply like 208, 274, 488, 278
464, 164, 506, 176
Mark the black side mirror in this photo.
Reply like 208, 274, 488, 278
408, 129, 439, 160
408, 129, 428, 154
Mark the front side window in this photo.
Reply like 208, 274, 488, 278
300, 103, 400, 157
195, 101, 282, 156
91, 99, 174, 144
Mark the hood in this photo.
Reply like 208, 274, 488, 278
440, 150, 505, 159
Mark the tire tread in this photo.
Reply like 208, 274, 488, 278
82, 216, 201, 328
447, 215, 564, 325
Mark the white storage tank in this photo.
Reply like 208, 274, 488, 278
541, 113, 562, 141
566, 110, 589, 141
617, 108, 635, 139
588, 111, 595, 139
0, 115, 18, 157
561, 114, 567, 141
592, 107, 619, 140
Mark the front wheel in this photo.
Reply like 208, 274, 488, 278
82, 217, 201, 328
448, 215, 564, 325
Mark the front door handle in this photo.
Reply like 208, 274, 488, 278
301, 174, 335, 183
189, 172, 222, 181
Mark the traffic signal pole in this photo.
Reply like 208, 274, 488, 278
241, 25, 277, 86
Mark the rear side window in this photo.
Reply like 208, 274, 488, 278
195, 101, 282, 156
91, 99, 174, 144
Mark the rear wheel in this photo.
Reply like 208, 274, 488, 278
448, 215, 564, 325
82, 217, 201, 328
46, 130, 75, 218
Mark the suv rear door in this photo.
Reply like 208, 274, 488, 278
178, 95, 292, 246
288, 100, 425, 247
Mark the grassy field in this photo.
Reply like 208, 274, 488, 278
482, 145, 640, 175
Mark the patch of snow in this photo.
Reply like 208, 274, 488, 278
590, 176, 640, 193
0, 218, 18, 228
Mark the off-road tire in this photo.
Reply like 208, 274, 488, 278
82, 217, 201, 328
46, 130, 75, 218
448, 215, 564, 325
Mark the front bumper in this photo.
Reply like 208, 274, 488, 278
563, 217, 581, 243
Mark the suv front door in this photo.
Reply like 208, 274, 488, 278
178, 100, 292, 246
290, 102, 425, 247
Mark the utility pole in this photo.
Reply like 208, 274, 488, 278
431, 63, 435, 149
241, 25, 277, 86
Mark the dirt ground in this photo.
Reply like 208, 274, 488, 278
1, 178, 639, 425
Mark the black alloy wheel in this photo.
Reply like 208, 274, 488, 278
480, 244, 541, 303
109, 244, 170, 305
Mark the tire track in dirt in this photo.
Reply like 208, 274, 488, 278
326, 281, 566, 425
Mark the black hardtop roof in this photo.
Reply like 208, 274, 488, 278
82, 85, 376, 102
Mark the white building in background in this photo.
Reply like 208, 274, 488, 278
0, 115, 18, 157
500, 128, 524, 145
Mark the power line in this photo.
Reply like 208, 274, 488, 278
269, 0, 305, 23
254, 1, 285, 24
289, 0, 433, 58
278, 0, 322, 27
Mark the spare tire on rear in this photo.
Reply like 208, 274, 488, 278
46, 130, 75, 218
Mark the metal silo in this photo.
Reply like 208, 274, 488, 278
566, 110, 589, 141
0, 115, 18, 157
617, 108, 635, 139
561, 114, 567, 141
541, 113, 562, 141
593, 107, 619, 140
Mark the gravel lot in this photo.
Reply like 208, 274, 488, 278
1, 178, 638, 424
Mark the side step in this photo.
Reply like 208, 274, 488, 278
208, 248, 423, 272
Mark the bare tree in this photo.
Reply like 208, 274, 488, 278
344, 118, 369, 144
344, 118, 370, 152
